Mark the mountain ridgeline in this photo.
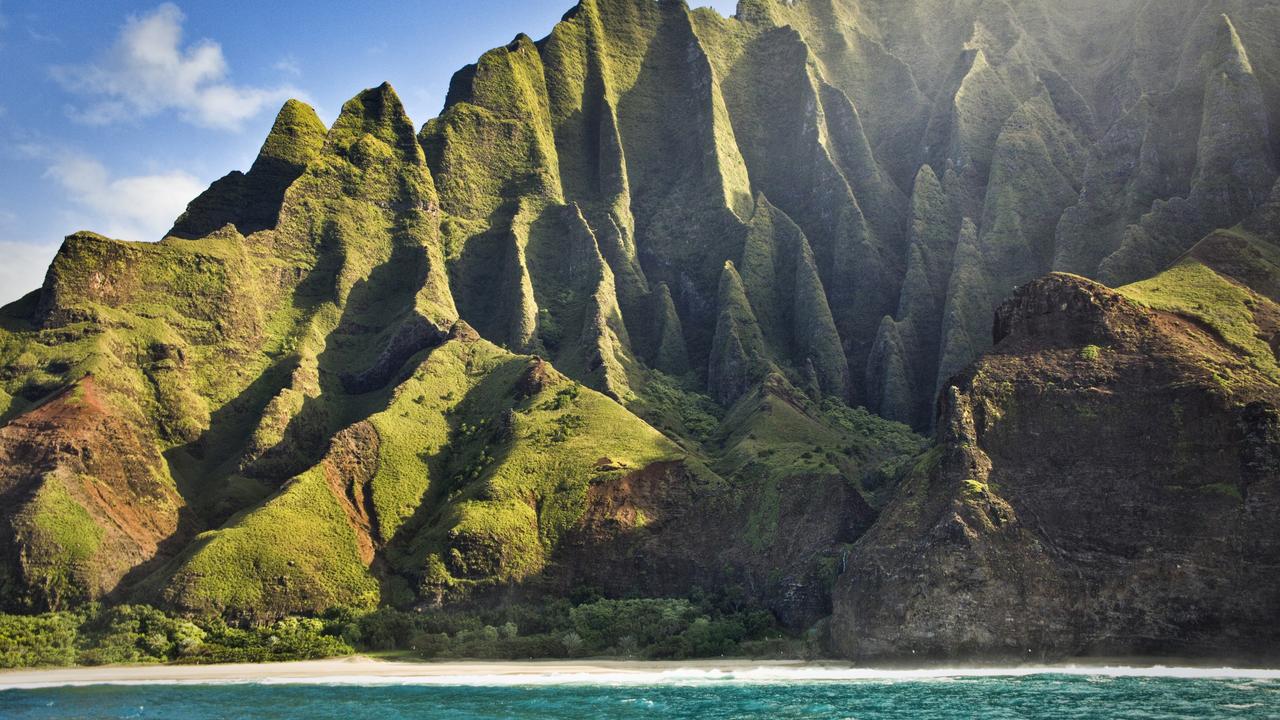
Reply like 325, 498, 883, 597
1, 0, 1279, 661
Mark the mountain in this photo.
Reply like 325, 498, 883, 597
836, 181, 1280, 660
1, 0, 1279, 660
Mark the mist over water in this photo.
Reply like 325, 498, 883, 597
3, 672, 1279, 719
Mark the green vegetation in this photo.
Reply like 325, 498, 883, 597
1080, 345, 1102, 361
1199, 483, 1244, 501
340, 595, 791, 661
711, 377, 925, 548
0, 612, 79, 668
0, 605, 350, 668
708, 261, 773, 405
391, 339, 681, 599
0, 596, 793, 668
116, 324, 677, 619
717, 381, 923, 486
160, 464, 382, 617
9, 475, 106, 611
631, 371, 723, 446
1120, 259, 1280, 383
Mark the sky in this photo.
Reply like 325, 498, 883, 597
0, 0, 738, 306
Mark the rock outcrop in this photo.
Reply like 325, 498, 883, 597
833, 273, 1280, 661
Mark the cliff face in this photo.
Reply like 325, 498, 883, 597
418, 0, 1280, 429
0, 73, 920, 619
832, 272, 1280, 660
0, 0, 1278, 657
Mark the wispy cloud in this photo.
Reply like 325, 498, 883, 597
21, 144, 205, 242
273, 55, 301, 77
26, 26, 59, 44
52, 3, 302, 131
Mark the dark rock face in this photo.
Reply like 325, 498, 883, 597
339, 314, 451, 394
991, 273, 1139, 347
832, 274, 1280, 661
551, 461, 877, 629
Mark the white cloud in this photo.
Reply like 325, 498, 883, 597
273, 55, 301, 77
52, 3, 301, 131
22, 144, 205, 242
26, 26, 59, 44
0, 241, 58, 307
0, 144, 204, 305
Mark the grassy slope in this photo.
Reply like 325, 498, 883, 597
10, 474, 106, 607
387, 336, 681, 600
711, 375, 924, 549
0, 227, 283, 608
1120, 257, 1280, 386
155, 332, 684, 616
0, 228, 282, 436
0, 86, 455, 611
160, 465, 381, 617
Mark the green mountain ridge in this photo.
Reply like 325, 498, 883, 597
1, 0, 1278, 660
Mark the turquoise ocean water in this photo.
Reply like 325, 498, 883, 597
2, 671, 1280, 719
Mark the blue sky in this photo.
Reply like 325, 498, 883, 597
0, 0, 738, 305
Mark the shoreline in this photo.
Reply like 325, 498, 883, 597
2, 656, 1280, 689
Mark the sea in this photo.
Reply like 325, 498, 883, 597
2, 666, 1279, 719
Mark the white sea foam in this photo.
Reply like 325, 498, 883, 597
3, 664, 1280, 690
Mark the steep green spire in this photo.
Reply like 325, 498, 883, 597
650, 282, 692, 376
708, 260, 771, 405
504, 203, 542, 353
979, 90, 1083, 292
255, 99, 329, 171
866, 316, 913, 425
562, 204, 636, 401
818, 82, 908, 250
330, 83, 424, 163
936, 219, 992, 392
1099, 13, 1277, 285
168, 99, 327, 240
735, 196, 846, 398
738, 196, 784, 349
791, 232, 850, 400
905, 164, 956, 287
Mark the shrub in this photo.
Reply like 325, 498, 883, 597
561, 631, 584, 656
570, 598, 698, 649
411, 631, 451, 658
0, 612, 78, 668
356, 608, 418, 650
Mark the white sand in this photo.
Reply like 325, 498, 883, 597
1, 656, 1278, 689
0, 657, 807, 688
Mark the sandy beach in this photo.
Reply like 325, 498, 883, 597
0, 657, 812, 689
3, 656, 1280, 689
